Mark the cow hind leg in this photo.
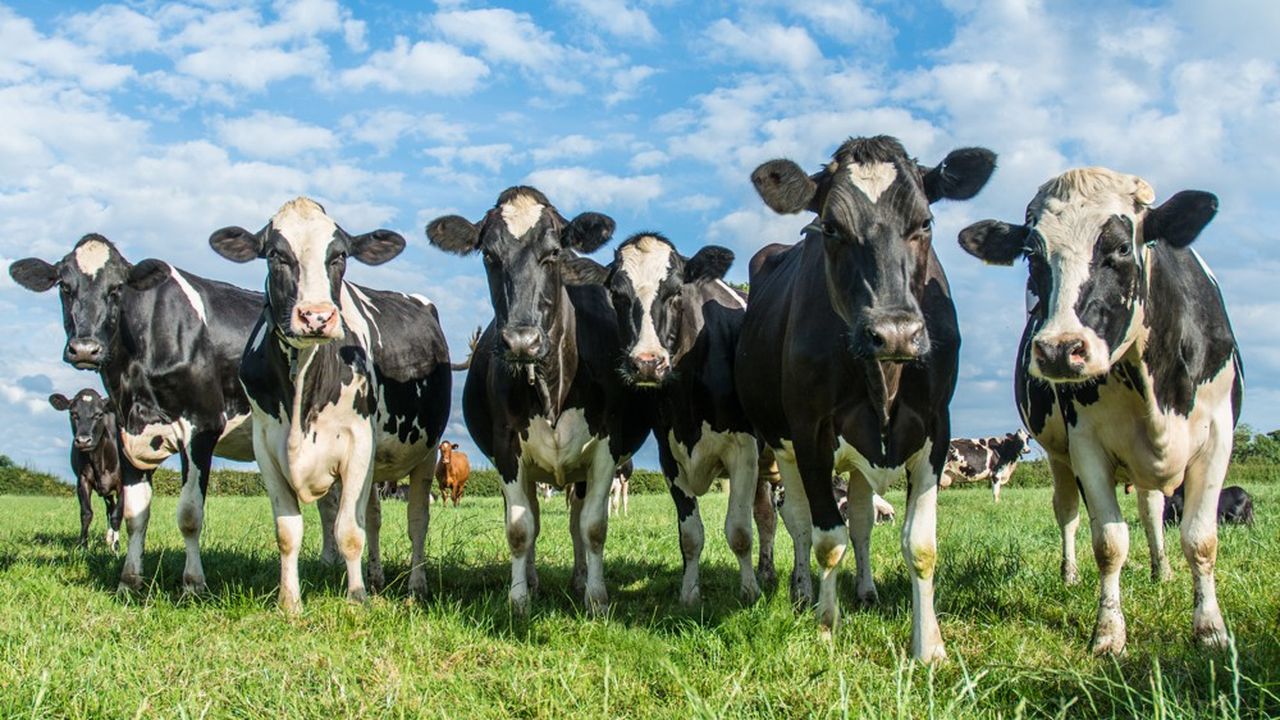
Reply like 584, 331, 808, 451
569, 482, 587, 597
846, 471, 878, 606
1051, 460, 1081, 585
752, 476, 778, 590
579, 446, 615, 616
503, 465, 537, 615
1136, 486, 1172, 582
1182, 429, 1230, 649
775, 458, 813, 608
903, 456, 945, 663
317, 486, 341, 566
364, 490, 384, 593
177, 430, 218, 595
406, 459, 434, 596
521, 472, 541, 595
669, 479, 705, 606
724, 438, 761, 602
118, 477, 153, 594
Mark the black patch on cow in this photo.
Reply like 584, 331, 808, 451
1075, 215, 1142, 355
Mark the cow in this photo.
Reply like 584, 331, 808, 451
958, 167, 1242, 655
209, 197, 451, 611
609, 458, 633, 518
941, 430, 1033, 502
736, 135, 996, 662
49, 388, 125, 551
601, 233, 786, 602
1165, 485, 1254, 527
10, 234, 271, 594
782, 475, 895, 525
424, 185, 652, 615
436, 441, 471, 506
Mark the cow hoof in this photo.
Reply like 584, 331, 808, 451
757, 564, 777, 590
790, 573, 813, 609
116, 577, 142, 597
570, 571, 587, 598
367, 565, 385, 593
509, 590, 531, 616
1152, 562, 1173, 583
917, 643, 948, 665
856, 586, 879, 607
346, 588, 369, 605
680, 586, 702, 607
408, 570, 428, 598
320, 548, 341, 566
1194, 618, 1229, 650
181, 578, 208, 598
279, 595, 302, 615
1062, 565, 1080, 586
1090, 624, 1127, 656
739, 580, 761, 603
585, 587, 609, 617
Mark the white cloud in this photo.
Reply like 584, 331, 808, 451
629, 149, 668, 170
215, 111, 338, 159
339, 36, 489, 95
434, 8, 595, 94
0, 7, 135, 90
523, 167, 662, 210
606, 64, 657, 106
341, 111, 468, 154
557, 0, 658, 42
426, 144, 516, 173
531, 134, 602, 164
704, 18, 823, 73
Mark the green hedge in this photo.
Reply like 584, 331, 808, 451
150, 468, 265, 496
0, 455, 74, 496
459, 468, 670, 497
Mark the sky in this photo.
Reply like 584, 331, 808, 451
2, 0, 1279, 479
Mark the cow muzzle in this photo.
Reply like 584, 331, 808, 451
500, 325, 544, 362
859, 310, 929, 361
64, 338, 104, 369
291, 303, 341, 339
1031, 333, 1095, 381
628, 352, 671, 386
73, 433, 98, 451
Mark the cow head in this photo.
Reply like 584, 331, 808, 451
425, 186, 615, 365
1010, 428, 1032, 455
9, 235, 169, 369
49, 388, 114, 452
958, 168, 1218, 382
605, 233, 734, 386
209, 198, 405, 346
752, 136, 995, 361
438, 440, 459, 464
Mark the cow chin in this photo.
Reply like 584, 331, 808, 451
282, 326, 344, 348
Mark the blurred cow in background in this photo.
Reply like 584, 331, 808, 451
942, 430, 1033, 502
50, 388, 124, 551
436, 441, 471, 507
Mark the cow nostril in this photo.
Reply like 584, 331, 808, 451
865, 327, 885, 348
1068, 341, 1087, 361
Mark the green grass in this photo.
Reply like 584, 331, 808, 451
1, 482, 1278, 718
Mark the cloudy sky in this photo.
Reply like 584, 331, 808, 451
2, 0, 1278, 478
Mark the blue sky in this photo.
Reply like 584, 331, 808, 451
2, 0, 1278, 478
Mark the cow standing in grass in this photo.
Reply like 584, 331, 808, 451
49, 389, 125, 551
958, 167, 1242, 654
210, 198, 451, 610
601, 233, 781, 603
425, 186, 652, 615
942, 430, 1032, 502
736, 135, 996, 662
609, 458, 633, 517
436, 441, 471, 506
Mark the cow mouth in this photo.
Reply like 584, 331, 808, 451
71, 360, 102, 371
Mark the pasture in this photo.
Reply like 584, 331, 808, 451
0, 480, 1277, 718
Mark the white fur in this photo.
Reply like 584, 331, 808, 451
169, 267, 207, 324
74, 240, 110, 277
715, 279, 747, 310
120, 421, 181, 471
501, 193, 545, 238
272, 197, 341, 314
618, 236, 675, 364
520, 408, 600, 486
215, 412, 254, 462
846, 162, 897, 204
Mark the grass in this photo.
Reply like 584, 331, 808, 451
0, 481, 1277, 718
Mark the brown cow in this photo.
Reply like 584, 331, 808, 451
436, 441, 471, 506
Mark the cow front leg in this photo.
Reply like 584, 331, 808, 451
774, 457, 813, 608
406, 459, 434, 596
903, 454, 945, 663
1182, 425, 1230, 649
725, 435, 762, 602
520, 472, 541, 595
260, 458, 304, 613
668, 479, 704, 606
317, 486, 340, 566
364, 489, 384, 593
503, 463, 537, 615
578, 445, 615, 616
752, 475, 778, 590
846, 471, 878, 606
105, 494, 122, 554
1050, 459, 1081, 585
118, 473, 153, 594
1136, 486, 1172, 582
76, 479, 93, 549
1073, 448, 1128, 656
568, 481, 587, 596
176, 429, 218, 595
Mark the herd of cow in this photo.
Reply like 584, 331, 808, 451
10, 133, 1251, 662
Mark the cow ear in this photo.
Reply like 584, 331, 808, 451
9, 258, 59, 292
684, 245, 734, 283
1144, 190, 1218, 249
751, 159, 819, 214
209, 226, 263, 263
128, 259, 170, 290
958, 220, 1029, 266
425, 215, 480, 256
563, 212, 615, 253
922, 147, 997, 203
350, 229, 406, 266
562, 256, 610, 285
451, 442, 459, 450
49, 393, 70, 411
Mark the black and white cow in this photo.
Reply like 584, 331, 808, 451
425, 186, 652, 615
736, 135, 996, 661
10, 235, 264, 594
602, 233, 781, 603
609, 457, 633, 517
49, 388, 124, 551
209, 197, 451, 610
941, 430, 1032, 502
958, 167, 1242, 654
1165, 484, 1254, 527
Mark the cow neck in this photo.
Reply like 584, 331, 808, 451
526, 286, 575, 425
100, 289, 150, 415
861, 359, 904, 430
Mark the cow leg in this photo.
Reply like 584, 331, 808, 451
118, 471, 152, 594
846, 471, 878, 606
1136, 487, 1172, 582
406, 458, 434, 596
568, 481, 587, 597
1072, 447, 1128, 656
76, 479, 93, 549
503, 463, 537, 615
364, 490, 384, 593
335, 463, 373, 604
621, 480, 629, 515
791, 448, 844, 636
903, 451, 946, 663
723, 436, 761, 602
105, 494, 122, 554
520, 472, 541, 595
752, 476, 778, 590
1181, 424, 1230, 649
176, 428, 218, 595
669, 477, 704, 606
774, 457, 813, 608
579, 445, 615, 616
317, 485, 340, 566
260, 456, 304, 613
1051, 459, 1081, 585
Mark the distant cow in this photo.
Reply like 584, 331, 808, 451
830, 475, 895, 524
210, 197, 451, 611
1165, 485, 1254, 527
960, 167, 1241, 655
942, 430, 1032, 502
50, 389, 124, 551
436, 441, 471, 506
737, 135, 996, 661
609, 458, 633, 517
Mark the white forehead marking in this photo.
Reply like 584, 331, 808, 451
619, 235, 674, 357
271, 197, 336, 253
845, 162, 897, 204
74, 240, 111, 277
500, 193, 546, 238
168, 267, 207, 324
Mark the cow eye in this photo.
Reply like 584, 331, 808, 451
820, 221, 838, 237
921, 218, 933, 232
328, 252, 346, 265
1115, 243, 1131, 257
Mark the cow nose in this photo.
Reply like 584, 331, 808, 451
294, 303, 338, 335
865, 315, 927, 360
1032, 335, 1089, 377
630, 352, 670, 383
501, 326, 543, 359
65, 338, 103, 367
74, 435, 93, 449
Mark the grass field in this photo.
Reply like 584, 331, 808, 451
0, 481, 1277, 718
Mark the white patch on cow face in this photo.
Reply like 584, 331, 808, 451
500, 194, 546, 239
168, 267, 207, 324
271, 197, 341, 325
618, 236, 674, 364
845, 162, 897, 204
74, 240, 111, 277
